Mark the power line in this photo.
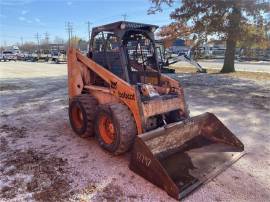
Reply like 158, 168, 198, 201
34, 32, 40, 51
2, 6, 175, 46
20, 37, 24, 46
65, 21, 73, 47
86, 21, 93, 43
44, 32, 50, 43
122, 13, 128, 21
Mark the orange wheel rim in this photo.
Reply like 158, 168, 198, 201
99, 114, 116, 144
71, 105, 83, 129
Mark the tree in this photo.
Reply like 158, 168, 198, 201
149, 0, 270, 72
19, 42, 36, 53
77, 39, 88, 51
69, 36, 81, 48
54, 36, 65, 45
158, 22, 191, 41
238, 24, 268, 49
158, 22, 192, 47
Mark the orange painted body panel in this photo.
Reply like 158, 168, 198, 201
67, 48, 189, 135
68, 48, 143, 134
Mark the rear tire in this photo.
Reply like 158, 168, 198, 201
95, 103, 137, 155
69, 94, 98, 137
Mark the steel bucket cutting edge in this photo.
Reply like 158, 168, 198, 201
129, 112, 245, 200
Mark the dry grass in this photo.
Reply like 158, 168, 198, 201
172, 66, 270, 81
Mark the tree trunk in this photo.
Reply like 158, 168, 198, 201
221, 37, 236, 73
221, 7, 241, 73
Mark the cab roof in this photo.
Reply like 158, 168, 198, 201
91, 21, 159, 36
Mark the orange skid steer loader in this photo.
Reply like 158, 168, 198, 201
67, 21, 244, 200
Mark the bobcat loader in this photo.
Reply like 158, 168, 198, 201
67, 21, 244, 200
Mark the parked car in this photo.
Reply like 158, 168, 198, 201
16, 53, 25, 61
0, 53, 5, 61
51, 49, 67, 63
29, 50, 51, 62
30, 53, 38, 62
2, 51, 17, 61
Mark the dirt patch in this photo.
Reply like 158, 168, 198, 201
82, 183, 98, 195
0, 124, 27, 139
250, 94, 270, 110
74, 180, 142, 201
1, 185, 17, 199
0, 137, 8, 152
0, 84, 23, 91
93, 183, 125, 201
0, 149, 73, 201
0, 125, 27, 145
32, 178, 71, 202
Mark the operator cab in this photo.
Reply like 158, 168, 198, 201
88, 21, 161, 85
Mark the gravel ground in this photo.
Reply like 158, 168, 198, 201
0, 61, 270, 201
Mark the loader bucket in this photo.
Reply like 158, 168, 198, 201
129, 112, 244, 200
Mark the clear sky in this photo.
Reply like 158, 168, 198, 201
0, 0, 176, 46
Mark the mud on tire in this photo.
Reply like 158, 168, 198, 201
95, 103, 137, 155
69, 94, 98, 137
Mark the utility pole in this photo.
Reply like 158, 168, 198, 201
65, 21, 73, 47
20, 37, 24, 48
44, 32, 49, 49
122, 14, 128, 21
86, 21, 93, 43
34, 32, 40, 52
44, 32, 49, 44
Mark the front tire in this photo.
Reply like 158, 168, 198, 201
69, 94, 98, 137
95, 103, 137, 155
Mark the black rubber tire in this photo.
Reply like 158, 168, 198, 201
95, 103, 137, 155
69, 94, 98, 137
